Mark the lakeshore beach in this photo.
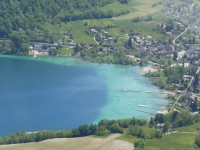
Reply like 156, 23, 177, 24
141, 66, 158, 74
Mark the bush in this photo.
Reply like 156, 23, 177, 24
134, 140, 145, 149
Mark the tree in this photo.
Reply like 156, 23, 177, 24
95, 125, 110, 136
154, 130, 162, 138
173, 51, 178, 60
149, 117, 154, 127
128, 37, 133, 48
74, 44, 79, 53
191, 100, 198, 112
110, 123, 123, 133
114, 38, 118, 43
134, 140, 145, 149
195, 134, 200, 147
146, 14, 152, 21
163, 121, 170, 133
154, 114, 165, 123
78, 124, 90, 136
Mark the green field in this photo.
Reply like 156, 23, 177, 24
119, 133, 196, 150
176, 123, 200, 132
114, 20, 164, 38
112, 0, 164, 20
44, 19, 119, 45
58, 48, 73, 56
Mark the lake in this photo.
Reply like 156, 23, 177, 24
0, 55, 168, 136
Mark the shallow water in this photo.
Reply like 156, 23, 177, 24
0, 55, 168, 135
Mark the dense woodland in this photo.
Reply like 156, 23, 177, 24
0, 0, 129, 55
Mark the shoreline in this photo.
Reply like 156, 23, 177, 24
140, 66, 158, 74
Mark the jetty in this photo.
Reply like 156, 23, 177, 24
123, 89, 167, 94
135, 109, 156, 115
138, 105, 163, 110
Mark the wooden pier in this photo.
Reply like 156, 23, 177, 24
138, 105, 163, 110
123, 89, 167, 94
135, 109, 156, 115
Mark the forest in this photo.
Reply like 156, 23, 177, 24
0, 0, 129, 55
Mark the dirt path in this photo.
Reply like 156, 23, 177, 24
0, 134, 134, 150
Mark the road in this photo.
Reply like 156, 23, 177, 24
170, 67, 200, 112
172, 27, 188, 45
190, 3, 195, 12
30, 41, 76, 47
93, 37, 99, 45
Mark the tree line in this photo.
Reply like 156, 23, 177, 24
0, 117, 146, 145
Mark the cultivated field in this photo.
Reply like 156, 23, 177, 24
0, 134, 134, 150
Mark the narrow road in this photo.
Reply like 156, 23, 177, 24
173, 27, 188, 45
190, 3, 195, 12
30, 41, 76, 47
93, 37, 99, 45
170, 67, 200, 112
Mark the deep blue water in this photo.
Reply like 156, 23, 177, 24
0, 56, 107, 136
0, 56, 168, 136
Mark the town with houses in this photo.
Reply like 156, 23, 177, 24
27, 1, 200, 115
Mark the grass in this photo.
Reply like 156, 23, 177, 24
44, 19, 119, 44
176, 123, 200, 132
101, 1, 132, 13
44, 22, 96, 45
119, 133, 196, 150
113, 20, 163, 38
112, 0, 164, 20
152, 11, 169, 22
58, 48, 73, 56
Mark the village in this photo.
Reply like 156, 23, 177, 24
27, 1, 200, 116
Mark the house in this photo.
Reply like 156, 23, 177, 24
152, 39, 158, 45
58, 38, 63, 45
103, 47, 107, 52
109, 45, 118, 51
181, 102, 188, 108
64, 31, 69, 36
107, 37, 113, 40
147, 47, 158, 52
123, 47, 130, 55
145, 40, 152, 46
33, 44, 42, 50
100, 29, 108, 34
187, 49, 198, 55
38, 33, 43, 36
155, 123, 164, 129
147, 35, 152, 39
166, 32, 172, 36
185, 92, 193, 101
90, 28, 97, 33
18, 28, 24, 32
67, 39, 73, 43
84, 45, 92, 50
100, 35, 106, 40
50, 46, 56, 50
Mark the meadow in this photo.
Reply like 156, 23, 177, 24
118, 132, 196, 150
42, 0, 170, 45
112, 0, 164, 20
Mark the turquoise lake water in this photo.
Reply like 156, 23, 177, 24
0, 55, 168, 136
